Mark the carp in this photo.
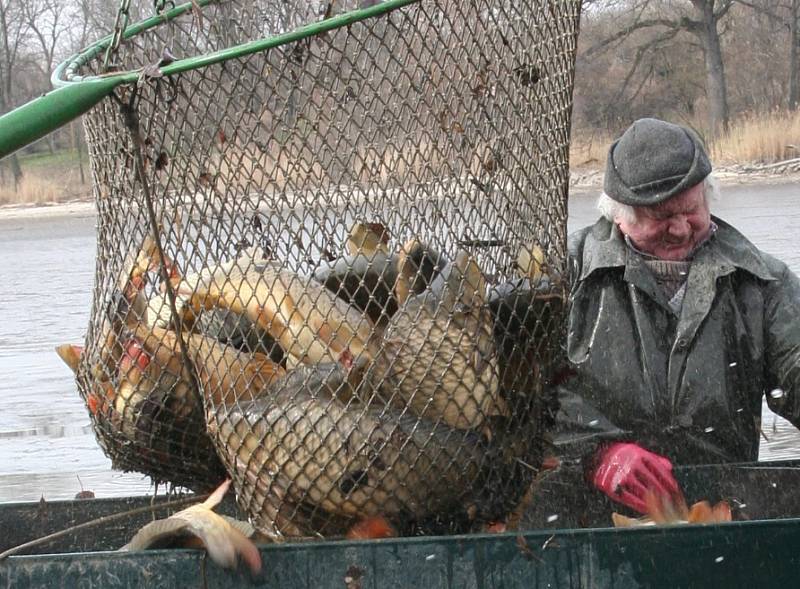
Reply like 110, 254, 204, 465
206, 358, 492, 538
373, 248, 507, 431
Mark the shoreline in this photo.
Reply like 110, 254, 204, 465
1, 169, 798, 221
569, 166, 800, 193
0, 199, 96, 221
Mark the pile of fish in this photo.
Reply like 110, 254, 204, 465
612, 490, 732, 527
58, 222, 566, 539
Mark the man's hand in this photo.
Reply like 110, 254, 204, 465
591, 442, 681, 514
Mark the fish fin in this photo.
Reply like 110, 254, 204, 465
394, 238, 419, 305
517, 243, 545, 282
612, 512, 651, 527
435, 251, 485, 312
346, 221, 390, 257
55, 344, 83, 374
711, 501, 732, 523
687, 500, 714, 524
171, 506, 261, 574
202, 478, 232, 510
121, 517, 192, 551
644, 490, 688, 524
346, 516, 396, 540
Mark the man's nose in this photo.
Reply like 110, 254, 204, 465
667, 216, 690, 237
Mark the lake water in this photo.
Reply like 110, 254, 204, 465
0, 180, 798, 503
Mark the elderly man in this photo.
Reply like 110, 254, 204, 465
546, 117, 800, 519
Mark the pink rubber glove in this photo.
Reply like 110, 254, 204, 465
591, 442, 680, 514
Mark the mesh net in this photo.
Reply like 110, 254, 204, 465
70, 0, 580, 537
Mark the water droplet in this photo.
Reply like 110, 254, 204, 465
588, 419, 599, 426
728, 362, 737, 367
715, 556, 724, 563
546, 514, 559, 523
425, 554, 436, 561
704, 426, 714, 433
738, 503, 747, 509
736, 408, 744, 413
770, 388, 785, 399
772, 482, 778, 488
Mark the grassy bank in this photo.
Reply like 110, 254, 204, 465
0, 148, 90, 206
711, 111, 800, 165
570, 110, 800, 175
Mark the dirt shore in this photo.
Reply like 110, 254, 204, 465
0, 199, 95, 221
570, 166, 800, 192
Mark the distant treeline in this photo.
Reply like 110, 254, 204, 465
574, 0, 799, 143
1, 0, 797, 197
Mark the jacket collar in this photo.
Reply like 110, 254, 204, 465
578, 216, 778, 283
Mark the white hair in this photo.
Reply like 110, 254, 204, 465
596, 174, 719, 223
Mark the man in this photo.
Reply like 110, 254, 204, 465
548, 117, 800, 519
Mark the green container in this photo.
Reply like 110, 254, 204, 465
2, 519, 800, 588
2, 463, 800, 588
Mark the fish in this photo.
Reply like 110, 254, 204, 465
94, 235, 180, 384
56, 326, 263, 491
487, 274, 567, 400
515, 242, 547, 284
612, 490, 733, 527
144, 261, 286, 364
374, 249, 508, 431
393, 238, 448, 306
345, 221, 391, 257
121, 479, 262, 574
314, 251, 400, 325
315, 225, 453, 325
206, 358, 492, 538
177, 252, 377, 368
130, 323, 287, 407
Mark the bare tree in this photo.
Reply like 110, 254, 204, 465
0, 0, 28, 186
792, 0, 799, 109
736, 0, 800, 110
585, 0, 734, 136
22, 0, 71, 153
690, 0, 732, 134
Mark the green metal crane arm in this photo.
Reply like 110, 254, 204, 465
0, 0, 422, 160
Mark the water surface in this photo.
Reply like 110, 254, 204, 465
0, 180, 797, 503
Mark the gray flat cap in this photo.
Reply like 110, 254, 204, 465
604, 118, 712, 206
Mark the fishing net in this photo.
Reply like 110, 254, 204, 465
66, 0, 580, 537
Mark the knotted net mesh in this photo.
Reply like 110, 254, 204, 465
70, 0, 580, 537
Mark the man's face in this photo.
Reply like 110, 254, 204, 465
615, 182, 712, 261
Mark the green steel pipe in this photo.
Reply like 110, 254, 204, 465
0, 78, 120, 160
0, 0, 421, 160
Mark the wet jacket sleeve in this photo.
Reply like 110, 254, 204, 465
550, 380, 629, 464
763, 265, 800, 425
549, 241, 629, 464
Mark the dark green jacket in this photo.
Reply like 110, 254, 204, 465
554, 215, 800, 465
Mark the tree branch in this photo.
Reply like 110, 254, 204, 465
715, 0, 736, 20
734, 0, 787, 25
610, 28, 682, 104
585, 17, 684, 56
